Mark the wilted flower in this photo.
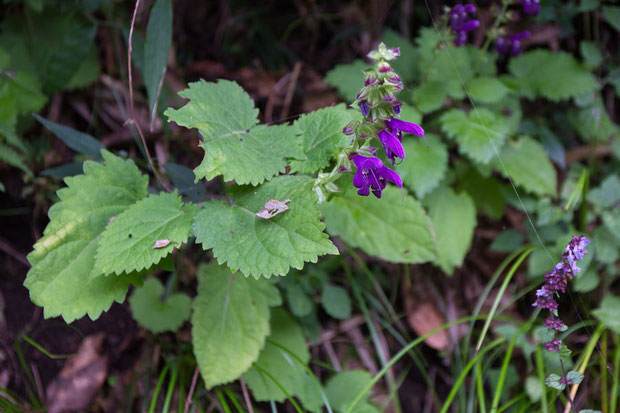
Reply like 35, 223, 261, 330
449, 4, 480, 46
496, 31, 531, 56
352, 155, 402, 198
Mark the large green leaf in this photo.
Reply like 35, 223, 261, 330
93, 191, 199, 276
324, 60, 368, 102
244, 309, 323, 412
495, 136, 557, 196
425, 187, 476, 274
191, 263, 281, 389
325, 370, 379, 413
440, 108, 511, 164
468, 76, 509, 104
508, 50, 598, 101
193, 175, 338, 278
164, 79, 303, 185
129, 277, 191, 333
396, 135, 448, 199
144, 0, 172, 116
24, 151, 148, 322
320, 177, 437, 263
288, 104, 356, 173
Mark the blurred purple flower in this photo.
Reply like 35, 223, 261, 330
449, 4, 480, 46
544, 338, 562, 352
519, 0, 541, 16
543, 316, 566, 331
352, 155, 402, 198
496, 31, 531, 56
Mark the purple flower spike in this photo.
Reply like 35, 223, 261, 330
496, 31, 531, 56
353, 155, 402, 198
449, 4, 479, 46
544, 338, 562, 352
519, 0, 541, 15
378, 129, 405, 165
543, 316, 566, 331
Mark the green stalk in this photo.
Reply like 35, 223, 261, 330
602, 331, 608, 413
148, 363, 170, 413
474, 361, 487, 413
610, 334, 620, 413
162, 362, 178, 413
224, 388, 245, 413
476, 248, 533, 352
252, 365, 304, 413
535, 347, 549, 413
216, 389, 232, 413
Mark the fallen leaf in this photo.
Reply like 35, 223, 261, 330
256, 199, 291, 219
46, 333, 108, 413
403, 277, 450, 351
153, 239, 171, 249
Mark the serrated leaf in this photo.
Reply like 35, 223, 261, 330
412, 81, 447, 113
320, 176, 437, 263
192, 263, 281, 389
325, 60, 369, 102
593, 294, 620, 334
545, 373, 565, 390
144, 0, 172, 117
321, 284, 351, 319
425, 187, 476, 274
495, 136, 557, 196
193, 175, 338, 278
24, 151, 149, 322
129, 277, 191, 333
325, 370, 375, 412
508, 50, 598, 101
34, 114, 104, 159
468, 77, 509, 103
94, 191, 199, 276
440, 108, 511, 164
396, 135, 447, 199
165, 79, 303, 185
243, 309, 323, 410
289, 104, 355, 173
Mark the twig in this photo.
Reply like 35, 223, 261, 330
265, 72, 291, 124
240, 378, 254, 413
322, 339, 342, 371
127, 0, 171, 192
0, 237, 29, 267
279, 61, 302, 120
183, 365, 200, 413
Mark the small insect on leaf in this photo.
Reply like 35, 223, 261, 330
256, 199, 291, 219
153, 239, 171, 249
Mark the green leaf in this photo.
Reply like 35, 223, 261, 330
545, 373, 565, 391
580, 41, 603, 69
457, 166, 505, 219
129, 277, 191, 333
65, 44, 100, 90
396, 135, 448, 199
603, 6, 620, 31
243, 309, 323, 410
286, 283, 313, 317
24, 151, 148, 322
468, 77, 509, 104
425, 187, 476, 274
602, 208, 620, 242
163, 163, 205, 202
165, 79, 303, 185
569, 98, 620, 143
593, 294, 620, 334
508, 50, 598, 101
320, 176, 437, 264
588, 175, 620, 208
566, 371, 584, 385
33, 114, 105, 159
412, 81, 447, 114
93, 191, 199, 276
325, 370, 375, 412
490, 229, 523, 253
321, 284, 351, 319
325, 60, 368, 102
193, 175, 338, 278
289, 104, 356, 173
440, 108, 511, 164
495, 136, 557, 196
144, 0, 172, 117
525, 376, 543, 402
192, 263, 281, 389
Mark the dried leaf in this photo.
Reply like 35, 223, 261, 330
403, 281, 450, 351
256, 199, 291, 219
46, 334, 108, 413
153, 239, 171, 249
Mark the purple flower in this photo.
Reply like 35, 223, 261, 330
496, 31, 531, 56
544, 338, 562, 352
449, 4, 480, 46
385, 117, 426, 145
352, 155, 402, 198
378, 129, 405, 165
533, 295, 558, 311
543, 316, 566, 331
360, 100, 370, 117
565, 235, 590, 271
518, 0, 540, 16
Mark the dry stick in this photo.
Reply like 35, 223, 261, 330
127, 0, 171, 192
279, 61, 302, 120
183, 365, 200, 413
0, 236, 29, 267
240, 378, 255, 413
